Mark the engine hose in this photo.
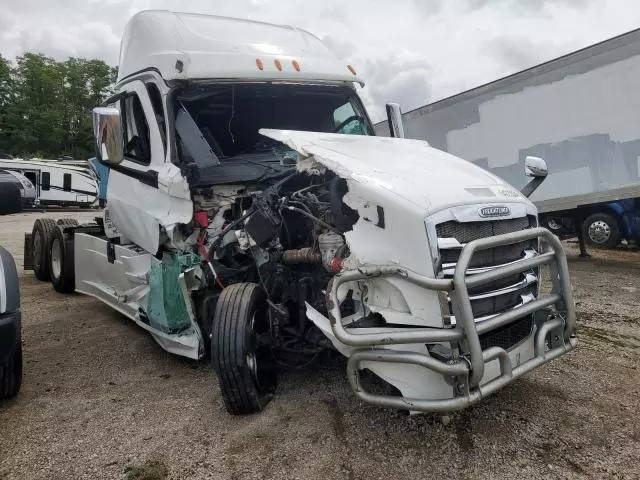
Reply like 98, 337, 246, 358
280, 248, 322, 264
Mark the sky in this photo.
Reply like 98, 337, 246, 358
2, 0, 640, 121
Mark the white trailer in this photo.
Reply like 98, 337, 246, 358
0, 159, 97, 207
25, 10, 576, 417
375, 28, 640, 250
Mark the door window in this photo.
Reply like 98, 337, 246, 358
121, 93, 151, 165
146, 83, 166, 151
63, 173, 72, 191
41, 172, 50, 191
24, 171, 36, 185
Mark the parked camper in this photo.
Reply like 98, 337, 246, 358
0, 159, 97, 208
25, 10, 576, 417
34, 157, 90, 168
375, 28, 640, 250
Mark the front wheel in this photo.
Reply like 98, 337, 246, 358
211, 283, 277, 415
0, 344, 22, 399
582, 213, 621, 248
546, 218, 564, 232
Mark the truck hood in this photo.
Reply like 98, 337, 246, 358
260, 129, 530, 214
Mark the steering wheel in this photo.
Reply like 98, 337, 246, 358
333, 115, 365, 133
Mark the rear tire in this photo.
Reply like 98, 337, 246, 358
0, 343, 22, 399
582, 213, 620, 248
211, 283, 277, 415
49, 226, 75, 293
31, 218, 56, 281
56, 218, 78, 228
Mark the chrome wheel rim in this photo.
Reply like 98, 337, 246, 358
51, 238, 62, 279
548, 219, 562, 230
588, 220, 611, 244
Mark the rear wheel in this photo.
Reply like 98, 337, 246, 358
56, 218, 78, 228
211, 283, 277, 415
49, 226, 75, 293
582, 213, 620, 248
31, 218, 56, 281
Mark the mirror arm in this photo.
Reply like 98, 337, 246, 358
386, 103, 405, 138
521, 177, 545, 198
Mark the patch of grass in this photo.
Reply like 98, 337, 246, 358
123, 460, 169, 480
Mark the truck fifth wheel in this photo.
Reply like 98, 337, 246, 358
25, 10, 576, 415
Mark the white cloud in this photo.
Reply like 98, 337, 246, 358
2, 0, 640, 121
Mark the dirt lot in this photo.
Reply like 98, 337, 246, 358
1, 211, 639, 480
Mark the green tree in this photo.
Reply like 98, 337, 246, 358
0, 55, 15, 157
0, 53, 117, 159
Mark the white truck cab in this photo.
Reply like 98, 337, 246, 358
27, 10, 576, 415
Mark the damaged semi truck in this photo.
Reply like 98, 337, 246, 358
25, 10, 576, 415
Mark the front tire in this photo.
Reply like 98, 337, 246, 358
49, 226, 75, 293
211, 283, 277, 415
546, 217, 564, 233
0, 343, 22, 399
582, 213, 620, 248
31, 218, 56, 281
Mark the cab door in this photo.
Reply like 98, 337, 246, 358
105, 79, 191, 253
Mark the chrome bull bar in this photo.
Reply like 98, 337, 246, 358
327, 227, 577, 412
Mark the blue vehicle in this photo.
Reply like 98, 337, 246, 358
544, 198, 640, 248
87, 157, 109, 208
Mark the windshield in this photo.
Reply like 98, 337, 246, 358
175, 83, 372, 161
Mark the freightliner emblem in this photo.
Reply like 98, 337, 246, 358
479, 206, 510, 218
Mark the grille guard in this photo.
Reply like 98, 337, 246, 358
327, 227, 577, 412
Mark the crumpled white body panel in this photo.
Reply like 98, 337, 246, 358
106, 163, 193, 253
260, 129, 532, 213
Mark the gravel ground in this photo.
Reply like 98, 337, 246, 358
1, 211, 639, 480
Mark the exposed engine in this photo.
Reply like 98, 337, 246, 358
191, 171, 360, 358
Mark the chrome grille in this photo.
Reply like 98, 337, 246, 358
436, 217, 532, 243
441, 240, 536, 269
436, 215, 538, 349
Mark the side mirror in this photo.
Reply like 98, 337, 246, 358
521, 156, 548, 198
525, 156, 548, 178
386, 103, 405, 139
92, 107, 123, 166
